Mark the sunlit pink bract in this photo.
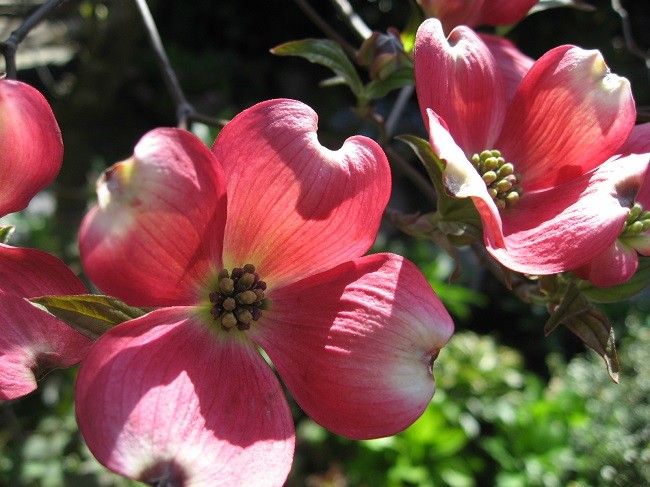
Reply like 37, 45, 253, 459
574, 124, 650, 286
414, 19, 648, 276
0, 80, 91, 401
77, 99, 454, 486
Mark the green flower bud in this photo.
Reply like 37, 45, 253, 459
497, 163, 514, 178
505, 191, 520, 207
628, 221, 644, 234
484, 157, 499, 171
482, 171, 498, 184
496, 179, 513, 193
627, 203, 643, 222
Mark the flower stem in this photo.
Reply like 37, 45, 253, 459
0, 0, 69, 79
133, 0, 224, 129
292, 0, 357, 57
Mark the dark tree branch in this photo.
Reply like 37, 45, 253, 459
133, 0, 192, 126
0, 0, 69, 79
386, 146, 436, 205
385, 85, 414, 138
292, 0, 357, 57
133, 0, 224, 129
611, 0, 650, 63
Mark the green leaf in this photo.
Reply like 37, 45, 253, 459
30, 294, 146, 340
545, 282, 619, 382
0, 225, 14, 243
364, 66, 413, 100
431, 281, 488, 320
580, 257, 650, 303
271, 39, 364, 98
529, 0, 595, 14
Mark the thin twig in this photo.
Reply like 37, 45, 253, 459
611, 0, 650, 64
386, 146, 435, 204
385, 85, 414, 138
330, 0, 372, 40
186, 112, 229, 128
0, 0, 69, 79
133, 0, 227, 129
292, 0, 357, 57
133, 0, 193, 126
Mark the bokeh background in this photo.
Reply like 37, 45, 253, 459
1, 0, 649, 485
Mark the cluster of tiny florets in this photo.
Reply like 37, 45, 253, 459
209, 264, 267, 331
471, 149, 522, 209
622, 202, 650, 237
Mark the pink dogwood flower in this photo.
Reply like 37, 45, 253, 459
0, 80, 91, 401
414, 19, 647, 276
417, 0, 537, 33
76, 99, 454, 486
574, 124, 650, 286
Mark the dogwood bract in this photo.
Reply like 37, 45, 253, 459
574, 124, 650, 286
417, 0, 537, 33
414, 19, 649, 276
0, 80, 91, 401
76, 99, 454, 486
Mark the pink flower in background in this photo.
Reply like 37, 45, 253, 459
417, 0, 537, 32
0, 80, 91, 401
574, 124, 650, 287
414, 19, 648, 276
77, 99, 454, 485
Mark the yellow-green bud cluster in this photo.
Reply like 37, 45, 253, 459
209, 264, 267, 332
471, 149, 522, 210
622, 202, 650, 237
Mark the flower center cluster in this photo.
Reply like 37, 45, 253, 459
622, 202, 650, 237
209, 264, 267, 332
471, 149, 522, 210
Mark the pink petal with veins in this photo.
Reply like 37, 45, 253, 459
0, 80, 63, 217
417, 0, 485, 32
479, 0, 537, 26
498, 45, 635, 192
479, 33, 534, 102
491, 155, 649, 274
618, 123, 650, 156
573, 239, 639, 287
250, 253, 453, 439
79, 128, 227, 307
0, 245, 90, 401
215, 99, 390, 289
76, 308, 294, 487
415, 19, 506, 155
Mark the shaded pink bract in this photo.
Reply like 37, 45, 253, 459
0, 80, 91, 401
77, 99, 454, 486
